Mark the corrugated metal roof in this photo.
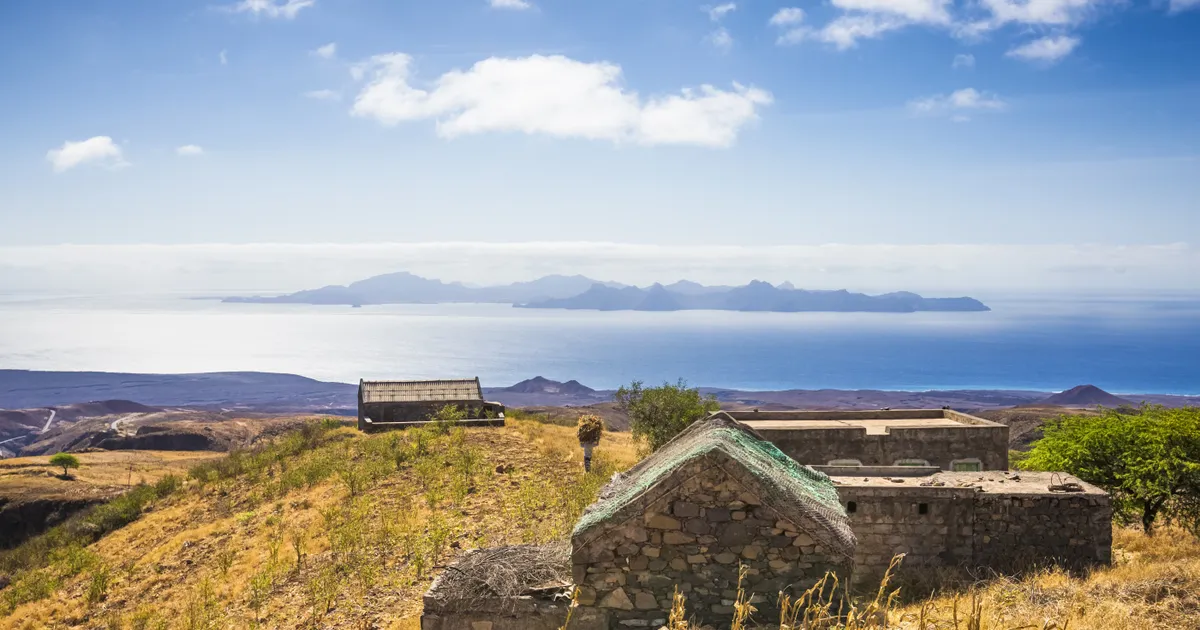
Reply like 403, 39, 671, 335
360, 379, 483, 404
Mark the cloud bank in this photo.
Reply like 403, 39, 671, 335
0, 242, 1194, 296
350, 53, 771, 148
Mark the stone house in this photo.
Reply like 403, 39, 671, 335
568, 414, 856, 629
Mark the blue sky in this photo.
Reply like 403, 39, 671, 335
1, 0, 1198, 284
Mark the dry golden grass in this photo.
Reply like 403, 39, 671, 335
0, 450, 220, 501
0, 419, 631, 629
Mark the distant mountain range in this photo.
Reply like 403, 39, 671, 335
223, 272, 990, 313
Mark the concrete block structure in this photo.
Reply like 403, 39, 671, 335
357, 378, 505, 432
732, 409, 1009, 471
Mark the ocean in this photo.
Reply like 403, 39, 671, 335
0, 294, 1198, 394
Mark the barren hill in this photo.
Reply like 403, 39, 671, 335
1038, 385, 1134, 408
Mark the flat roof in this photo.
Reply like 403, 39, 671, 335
827, 470, 1107, 496
730, 409, 1002, 434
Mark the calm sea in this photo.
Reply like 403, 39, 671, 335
0, 295, 1198, 394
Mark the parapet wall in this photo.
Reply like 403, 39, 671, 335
758, 425, 1009, 471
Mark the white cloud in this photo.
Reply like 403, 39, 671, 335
952, 53, 975, 69
46, 136, 128, 173
1170, 0, 1200, 12
832, 0, 952, 24
705, 3, 737, 21
219, 50, 228, 65
909, 88, 1007, 119
776, 0, 950, 49
1006, 34, 1081, 63
489, 0, 532, 10
768, 7, 806, 26
980, 0, 1107, 26
350, 53, 771, 148
706, 27, 734, 53
176, 145, 205, 156
312, 42, 336, 59
814, 13, 912, 49
305, 89, 342, 101
225, 0, 315, 20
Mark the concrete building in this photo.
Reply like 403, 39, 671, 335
731, 409, 1009, 471
357, 378, 505, 432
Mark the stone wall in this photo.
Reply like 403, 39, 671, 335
757, 426, 1009, 471
973, 492, 1113, 571
572, 459, 853, 629
835, 485, 976, 585
832, 483, 1111, 584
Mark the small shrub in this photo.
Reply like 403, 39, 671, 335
86, 563, 112, 605
429, 404, 466, 435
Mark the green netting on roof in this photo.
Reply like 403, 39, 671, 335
572, 414, 855, 558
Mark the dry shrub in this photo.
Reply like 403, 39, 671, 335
576, 415, 604, 445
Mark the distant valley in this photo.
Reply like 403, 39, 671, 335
222, 272, 990, 313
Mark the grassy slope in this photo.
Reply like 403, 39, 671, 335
0, 451, 220, 503
1, 420, 637, 630
2, 419, 1198, 629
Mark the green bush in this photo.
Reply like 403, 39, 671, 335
615, 379, 721, 452
1024, 405, 1200, 533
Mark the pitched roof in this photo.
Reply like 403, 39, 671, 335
359, 378, 483, 404
572, 412, 855, 560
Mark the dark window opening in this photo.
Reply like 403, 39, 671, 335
918, 503, 929, 515
846, 501, 857, 513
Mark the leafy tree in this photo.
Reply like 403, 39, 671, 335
615, 379, 720, 452
1022, 405, 1200, 534
49, 452, 80, 478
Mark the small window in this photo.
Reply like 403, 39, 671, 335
846, 501, 857, 514
951, 459, 983, 472
918, 503, 929, 515
828, 459, 863, 467
894, 459, 931, 467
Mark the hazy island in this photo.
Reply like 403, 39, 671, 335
222, 272, 989, 313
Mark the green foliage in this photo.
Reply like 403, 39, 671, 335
1023, 405, 1200, 533
615, 379, 721, 452
49, 452, 80, 477
86, 563, 112, 605
428, 404, 466, 434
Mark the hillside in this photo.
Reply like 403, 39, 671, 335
0, 420, 638, 629
0, 450, 220, 548
0, 420, 1197, 629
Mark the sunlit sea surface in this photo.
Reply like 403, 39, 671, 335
1, 295, 1198, 394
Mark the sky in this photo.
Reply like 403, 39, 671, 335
1, 0, 1198, 293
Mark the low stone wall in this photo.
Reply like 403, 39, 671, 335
832, 478, 1111, 584
973, 492, 1112, 571
572, 458, 853, 629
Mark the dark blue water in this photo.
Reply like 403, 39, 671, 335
0, 295, 1197, 393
